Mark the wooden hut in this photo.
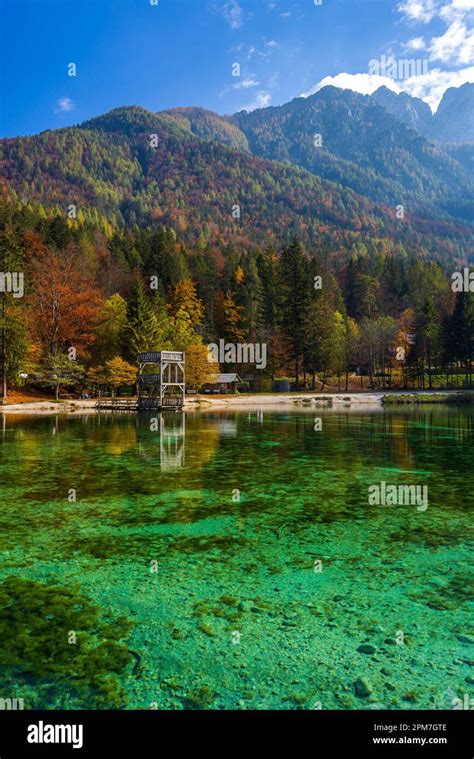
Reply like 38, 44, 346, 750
202, 373, 242, 394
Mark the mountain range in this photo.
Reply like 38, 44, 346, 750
231, 84, 473, 217
371, 83, 474, 145
1, 82, 473, 264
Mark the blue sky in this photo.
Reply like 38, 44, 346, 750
1, 0, 473, 137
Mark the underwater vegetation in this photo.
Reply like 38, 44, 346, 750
1, 409, 473, 709
413, 572, 474, 611
60, 533, 247, 562
0, 577, 134, 708
390, 522, 472, 549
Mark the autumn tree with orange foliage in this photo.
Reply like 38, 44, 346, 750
28, 242, 104, 357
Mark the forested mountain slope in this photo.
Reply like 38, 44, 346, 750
231, 86, 474, 220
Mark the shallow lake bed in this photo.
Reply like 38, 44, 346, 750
0, 408, 472, 710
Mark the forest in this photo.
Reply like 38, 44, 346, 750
1, 194, 473, 399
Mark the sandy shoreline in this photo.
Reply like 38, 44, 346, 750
186, 392, 384, 410
0, 390, 468, 415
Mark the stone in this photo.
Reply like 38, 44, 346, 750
357, 644, 377, 655
354, 677, 373, 698
237, 601, 251, 612
457, 634, 474, 644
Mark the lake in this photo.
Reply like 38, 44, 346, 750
0, 407, 472, 710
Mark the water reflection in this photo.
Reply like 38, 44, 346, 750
137, 412, 186, 470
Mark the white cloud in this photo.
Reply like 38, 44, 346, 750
403, 36, 427, 50
240, 91, 272, 111
440, 0, 474, 22
397, 1, 439, 23
398, 0, 474, 103
55, 97, 75, 113
218, 0, 244, 29
429, 19, 474, 63
299, 67, 474, 111
400, 65, 474, 109
397, 0, 474, 66
235, 43, 273, 62
268, 72, 280, 89
301, 73, 402, 98
232, 78, 260, 89
302, 1, 473, 111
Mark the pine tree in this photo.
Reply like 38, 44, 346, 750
124, 279, 162, 360
241, 253, 264, 340
450, 291, 474, 387
279, 237, 310, 386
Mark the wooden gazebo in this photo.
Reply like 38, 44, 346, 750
137, 351, 185, 411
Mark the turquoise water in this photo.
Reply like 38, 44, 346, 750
0, 408, 472, 710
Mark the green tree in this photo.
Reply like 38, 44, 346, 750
92, 294, 127, 364
344, 316, 361, 391
39, 353, 85, 400
280, 238, 310, 386
124, 279, 163, 360
303, 298, 337, 390
0, 226, 28, 397
0, 298, 28, 397
449, 291, 474, 387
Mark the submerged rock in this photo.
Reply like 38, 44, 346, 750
357, 644, 377, 655
238, 601, 252, 613
457, 635, 474, 644
354, 677, 373, 698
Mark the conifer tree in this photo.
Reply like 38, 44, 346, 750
124, 279, 162, 360
279, 237, 310, 386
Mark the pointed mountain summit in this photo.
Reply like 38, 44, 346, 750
370, 86, 432, 135
432, 83, 474, 144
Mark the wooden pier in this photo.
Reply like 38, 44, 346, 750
95, 398, 138, 411
95, 397, 184, 412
